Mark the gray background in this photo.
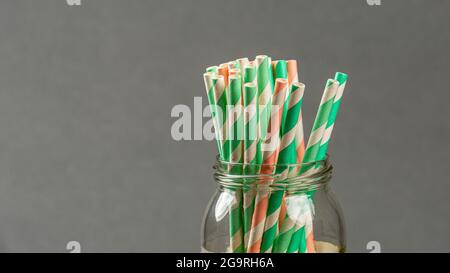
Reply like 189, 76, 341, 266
0, 0, 448, 252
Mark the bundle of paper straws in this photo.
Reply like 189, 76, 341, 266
203, 55, 348, 253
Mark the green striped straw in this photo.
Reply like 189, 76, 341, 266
227, 74, 244, 252
229, 190, 244, 252
242, 81, 260, 250
243, 64, 261, 167
206, 65, 218, 74
286, 197, 312, 253
256, 55, 273, 143
299, 79, 339, 173
272, 60, 288, 79
273, 79, 339, 253
244, 63, 257, 86
271, 60, 290, 136
203, 73, 224, 158
237, 57, 250, 79
242, 63, 258, 242
228, 74, 244, 169
260, 82, 305, 253
213, 76, 229, 161
316, 72, 348, 161
295, 72, 348, 253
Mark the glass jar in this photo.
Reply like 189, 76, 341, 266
201, 157, 345, 253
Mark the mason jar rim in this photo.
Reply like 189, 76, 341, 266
213, 155, 333, 191
215, 155, 330, 169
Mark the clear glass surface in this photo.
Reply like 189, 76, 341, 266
201, 157, 345, 253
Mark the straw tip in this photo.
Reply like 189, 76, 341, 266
275, 78, 289, 84
255, 54, 268, 60
292, 81, 305, 88
244, 63, 256, 69
206, 65, 218, 72
203, 72, 217, 78
334, 72, 348, 84
325, 78, 338, 86
228, 68, 241, 76
274, 59, 287, 64
286, 59, 298, 65
236, 57, 249, 62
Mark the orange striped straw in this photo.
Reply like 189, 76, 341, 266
247, 79, 288, 253
287, 60, 298, 85
218, 63, 229, 87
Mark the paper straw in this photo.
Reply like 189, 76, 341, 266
218, 63, 231, 161
286, 60, 306, 163
242, 82, 260, 250
227, 74, 244, 252
304, 209, 315, 253
243, 64, 259, 165
228, 61, 240, 70
205, 73, 228, 162
237, 57, 249, 67
272, 60, 290, 135
247, 78, 288, 253
301, 79, 338, 170
274, 79, 339, 252
286, 60, 298, 85
242, 63, 259, 250
298, 72, 348, 253
316, 72, 348, 161
285, 197, 314, 253
243, 64, 261, 165
228, 75, 244, 167
295, 113, 306, 163
261, 79, 288, 167
286, 227, 303, 253
228, 68, 241, 77
283, 60, 305, 250
243, 64, 257, 85
255, 55, 274, 143
260, 82, 305, 253
229, 189, 244, 252
218, 63, 229, 89
203, 73, 224, 158
214, 76, 228, 158
237, 57, 250, 79
206, 65, 218, 74
272, 60, 288, 80
290, 79, 338, 253
277, 60, 301, 232
268, 57, 275, 93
